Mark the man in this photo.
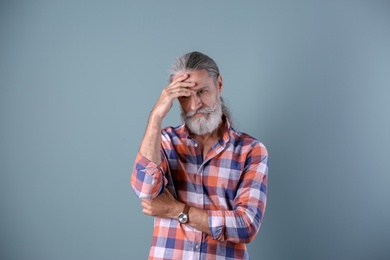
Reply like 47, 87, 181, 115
131, 51, 268, 259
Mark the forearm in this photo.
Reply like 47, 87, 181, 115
132, 74, 195, 198
167, 203, 211, 235
141, 189, 261, 241
141, 189, 210, 235
131, 114, 166, 199
139, 113, 163, 164
138, 73, 194, 163
187, 207, 211, 235
172, 204, 259, 241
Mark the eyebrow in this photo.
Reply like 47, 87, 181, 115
194, 86, 209, 91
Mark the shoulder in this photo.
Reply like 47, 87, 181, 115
161, 124, 186, 141
229, 127, 268, 156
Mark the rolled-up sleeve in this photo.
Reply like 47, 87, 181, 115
208, 142, 268, 243
131, 153, 168, 199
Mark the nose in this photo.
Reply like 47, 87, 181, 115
189, 93, 201, 111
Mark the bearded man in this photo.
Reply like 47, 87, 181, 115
131, 51, 269, 260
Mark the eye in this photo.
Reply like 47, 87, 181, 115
197, 89, 207, 95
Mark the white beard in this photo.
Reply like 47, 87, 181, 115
181, 98, 222, 135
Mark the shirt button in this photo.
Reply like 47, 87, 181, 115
194, 143, 198, 147
195, 244, 200, 250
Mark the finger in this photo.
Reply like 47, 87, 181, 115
142, 208, 151, 216
169, 88, 194, 98
172, 91, 192, 100
170, 73, 189, 85
141, 200, 151, 209
162, 87, 193, 101
166, 81, 195, 91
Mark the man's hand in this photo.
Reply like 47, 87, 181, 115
142, 188, 211, 234
141, 188, 183, 219
151, 74, 195, 120
139, 73, 195, 164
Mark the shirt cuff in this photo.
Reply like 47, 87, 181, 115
208, 210, 226, 241
135, 153, 162, 175
132, 153, 165, 198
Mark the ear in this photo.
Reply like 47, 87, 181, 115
217, 75, 223, 93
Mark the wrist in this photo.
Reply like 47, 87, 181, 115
171, 202, 184, 219
149, 110, 164, 124
178, 204, 191, 224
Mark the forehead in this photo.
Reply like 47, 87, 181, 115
173, 69, 214, 84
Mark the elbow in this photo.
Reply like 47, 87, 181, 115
237, 210, 263, 244
132, 189, 159, 200
245, 224, 260, 243
131, 182, 162, 199
236, 222, 260, 244
130, 170, 163, 199
131, 181, 156, 199
213, 209, 263, 244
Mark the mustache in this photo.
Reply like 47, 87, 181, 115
184, 105, 217, 118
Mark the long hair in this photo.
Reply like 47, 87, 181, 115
169, 51, 233, 125
169, 51, 219, 83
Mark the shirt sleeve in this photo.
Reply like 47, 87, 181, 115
208, 141, 268, 243
131, 152, 168, 199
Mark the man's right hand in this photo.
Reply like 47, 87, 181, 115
150, 73, 195, 120
139, 73, 195, 164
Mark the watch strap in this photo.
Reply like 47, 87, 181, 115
183, 204, 190, 215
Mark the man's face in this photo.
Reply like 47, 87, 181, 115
173, 69, 223, 135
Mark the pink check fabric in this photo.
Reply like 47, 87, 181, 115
131, 119, 268, 260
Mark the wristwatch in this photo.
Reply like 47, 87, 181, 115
178, 204, 190, 224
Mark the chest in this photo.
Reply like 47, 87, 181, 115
166, 145, 247, 207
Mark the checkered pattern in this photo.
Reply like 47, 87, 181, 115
131, 119, 268, 260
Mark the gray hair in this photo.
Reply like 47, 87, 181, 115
170, 51, 234, 125
169, 51, 220, 83
220, 97, 234, 126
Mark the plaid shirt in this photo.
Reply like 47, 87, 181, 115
131, 119, 268, 260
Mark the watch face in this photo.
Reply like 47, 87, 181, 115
178, 213, 188, 223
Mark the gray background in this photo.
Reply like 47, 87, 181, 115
1, 1, 389, 259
